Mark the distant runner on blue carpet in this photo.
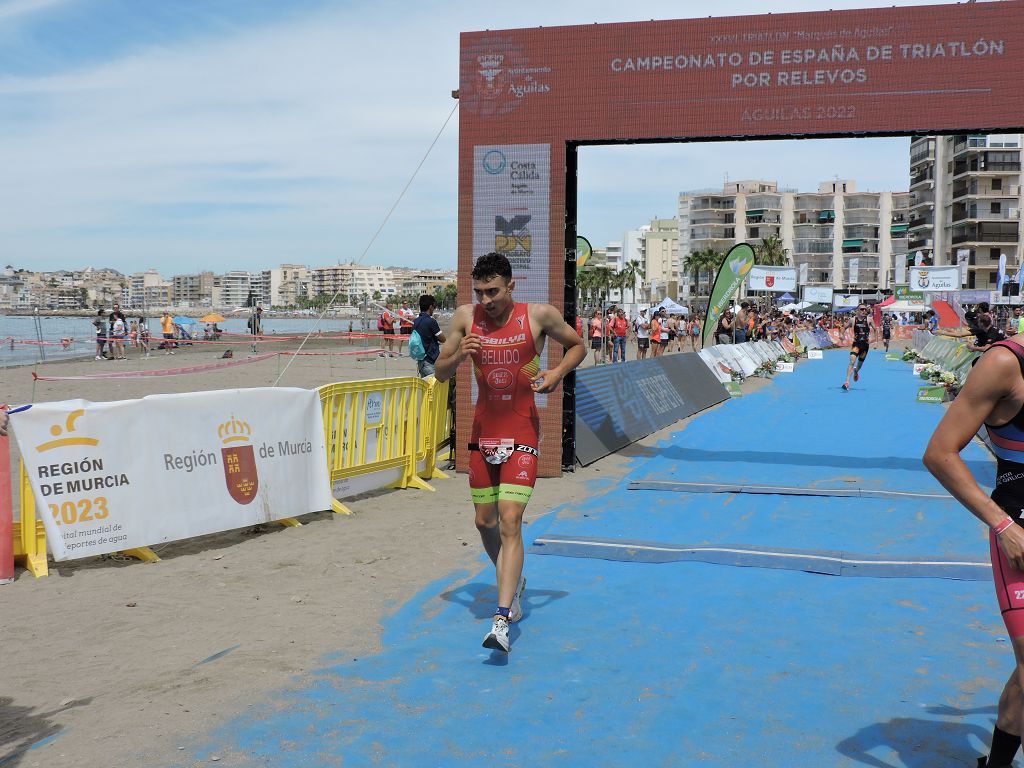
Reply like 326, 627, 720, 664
843, 304, 876, 391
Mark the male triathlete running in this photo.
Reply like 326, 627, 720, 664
880, 312, 893, 353
924, 333, 1024, 768
842, 304, 875, 391
434, 252, 586, 653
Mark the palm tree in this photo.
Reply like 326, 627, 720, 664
686, 247, 723, 298
683, 249, 707, 297
589, 266, 614, 306
619, 259, 646, 305
754, 235, 789, 266
610, 270, 629, 305
575, 269, 595, 314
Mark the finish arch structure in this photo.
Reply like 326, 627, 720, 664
457, 2, 1024, 475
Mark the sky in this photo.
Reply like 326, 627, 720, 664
0, 0, 962, 275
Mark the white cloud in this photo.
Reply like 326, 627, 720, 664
0, 0, 964, 273
0, 0, 70, 22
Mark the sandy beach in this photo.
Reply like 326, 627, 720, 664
0, 332, 706, 768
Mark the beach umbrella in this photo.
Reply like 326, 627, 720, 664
201, 313, 226, 323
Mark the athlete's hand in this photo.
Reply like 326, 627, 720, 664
459, 332, 483, 360
998, 524, 1024, 571
531, 370, 561, 393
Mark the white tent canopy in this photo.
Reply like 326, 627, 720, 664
652, 298, 689, 315
779, 301, 812, 312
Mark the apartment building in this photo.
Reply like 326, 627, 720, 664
679, 180, 908, 301
220, 271, 255, 309
644, 219, 679, 302
908, 133, 1022, 291
259, 264, 312, 308
396, 269, 457, 297
172, 271, 217, 308
312, 263, 396, 300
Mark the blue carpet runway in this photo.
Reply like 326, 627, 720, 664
188, 349, 1007, 767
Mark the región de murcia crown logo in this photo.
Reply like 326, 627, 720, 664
219, 415, 259, 505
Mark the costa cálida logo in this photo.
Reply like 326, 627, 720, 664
219, 415, 258, 505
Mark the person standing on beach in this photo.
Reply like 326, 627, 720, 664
588, 310, 603, 366
110, 312, 127, 359
635, 309, 651, 360
248, 306, 263, 353
137, 317, 151, 358
612, 308, 628, 363
434, 252, 586, 654
380, 305, 396, 354
92, 310, 107, 360
160, 311, 176, 354
412, 294, 445, 378
924, 334, 1024, 768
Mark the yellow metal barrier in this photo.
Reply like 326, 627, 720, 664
14, 460, 47, 578
8, 377, 451, 576
318, 376, 452, 515
417, 377, 451, 483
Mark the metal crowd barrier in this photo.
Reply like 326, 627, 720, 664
7, 376, 453, 578
317, 376, 451, 515
911, 331, 979, 387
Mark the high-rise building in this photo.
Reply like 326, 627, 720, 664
678, 180, 908, 303
644, 219, 679, 302
220, 271, 255, 309
260, 265, 312, 308
909, 133, 1022, 291
172, 271, 217, 308
312, 264, 396, 301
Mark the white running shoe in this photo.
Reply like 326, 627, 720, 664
509, 576, 526, 622
482, 616, 510, 653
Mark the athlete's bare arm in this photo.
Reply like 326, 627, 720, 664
433, 304, 478, 382
528, 304, 586, 394
924, 347, 1024, 569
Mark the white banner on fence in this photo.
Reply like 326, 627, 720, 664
12, 388, 332, 561
798, 263, 809, 285
803, 285, 834, 304
909, 266, 960, 292
748, 266, 796, 292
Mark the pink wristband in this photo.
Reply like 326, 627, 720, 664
994, 517, 1016, 536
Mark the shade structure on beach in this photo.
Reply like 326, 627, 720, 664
777, 292, 795, 302
173, 316, 196, 326
201, 314, 226, 323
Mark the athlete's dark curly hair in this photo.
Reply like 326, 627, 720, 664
471, 252, 513, 283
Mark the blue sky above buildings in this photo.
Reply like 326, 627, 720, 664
0, 0, 947, 273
